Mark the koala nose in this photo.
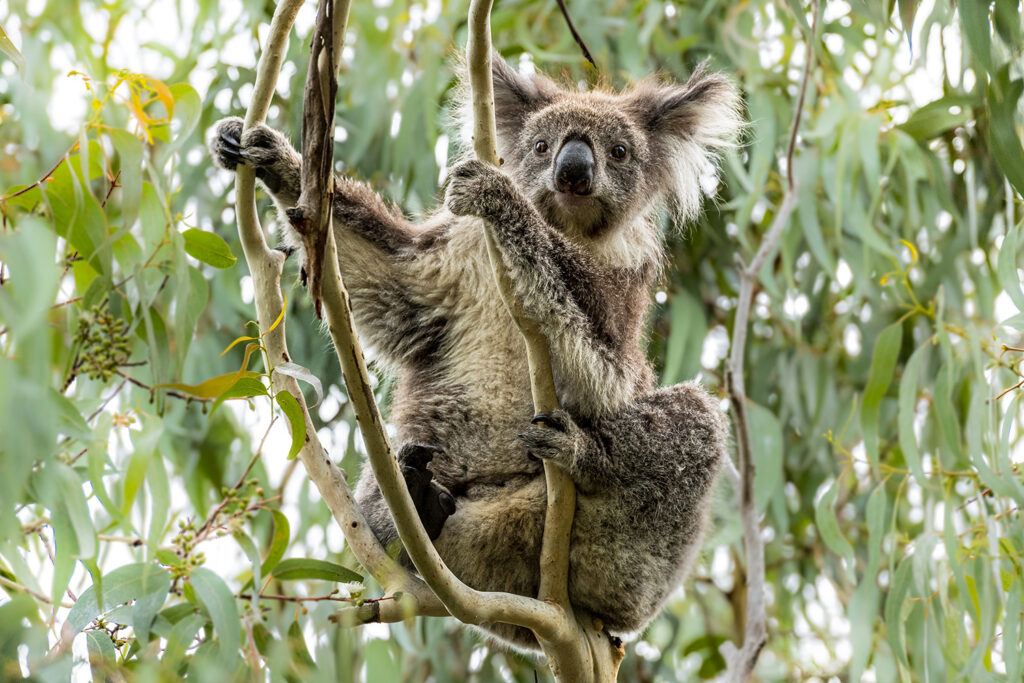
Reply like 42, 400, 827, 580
554, 140, 594, 196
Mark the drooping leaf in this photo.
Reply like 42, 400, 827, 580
67, 564, 171, 633
188, 567, 240, 665
274, 391, 306, 460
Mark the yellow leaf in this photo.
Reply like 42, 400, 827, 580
899, 239, 919, 264
265, 292, 287, 336
145, 76, 175, 121
219, 335, 259, 358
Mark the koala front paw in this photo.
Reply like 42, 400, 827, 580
444, 159, 514, 219
209, 118, 294, 193
398, 443, 456, 541
517, 410, 581, 469
210, 117, 246, 171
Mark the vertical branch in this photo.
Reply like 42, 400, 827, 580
465, 2, 623, 679
721, 1, 818, 680
466, 0, 575, 612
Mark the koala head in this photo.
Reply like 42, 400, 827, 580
462, 57, 743, 242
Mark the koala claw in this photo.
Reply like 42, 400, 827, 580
398, 443, 454, 540
531, 412, 569, 431
518, 411, 578, 467
218, 130, 244, 166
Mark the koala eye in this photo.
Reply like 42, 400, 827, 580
610, 144, 627, 160
534, 140, 549, 155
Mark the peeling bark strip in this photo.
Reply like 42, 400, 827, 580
720, 1, 820, 680
285, 0, 343, 317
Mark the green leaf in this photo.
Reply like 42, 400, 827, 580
156, 370, 262, 400
260, 510, 290, 577
885, 554, 914, 669
364, 639, 400, 682
897, 95, 978, 141
210, 376, 268, 415
861, 322, 903, 468
270, 558, 362, 583
959, 0, 993, 73
747, 401, 783, 514
163, 613, 206, 670
898, 342, 928, 483
999, 222, 1024, 312
85, 630, 117, 679
987, 70, 1024, 197
156, 549, 183, 567
109, 129, 143, 232
814, 478, 854, 558
660, 289, 707, 385
67, 563, 170, 632
275, 391, 306, 460
1006, 580, 1022, 682
189, 567, 240, 665
233, 531, 262, 603
182, 228, 237, 268
287, 620, 316, 669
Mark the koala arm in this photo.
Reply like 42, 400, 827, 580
446, 160, 646, 414
518, 383, 726, 496
210, 118, 448, 365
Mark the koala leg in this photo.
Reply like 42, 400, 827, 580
561, 382, 728, 635
353, 443, 456, 547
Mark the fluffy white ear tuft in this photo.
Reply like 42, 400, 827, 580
626, 65, 745, 224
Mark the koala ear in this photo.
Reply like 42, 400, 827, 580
625, 65, 744, 223
627, 64, 743, 152
490, 56, 561, 154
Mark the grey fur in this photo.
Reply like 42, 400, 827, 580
208, 58, 741, 650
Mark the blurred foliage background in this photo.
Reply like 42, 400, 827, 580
1, 0, 1023, 680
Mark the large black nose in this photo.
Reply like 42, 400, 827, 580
554, 140, 594, 196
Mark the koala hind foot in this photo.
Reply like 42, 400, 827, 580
398, 444, 455, 540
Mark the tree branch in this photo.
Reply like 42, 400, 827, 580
720, 1, 819, 680
233, 0, 442, 618
466, 2, 623, 680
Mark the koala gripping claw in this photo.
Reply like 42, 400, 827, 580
397, 444, 456, 540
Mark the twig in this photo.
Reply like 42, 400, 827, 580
554, 0, 596, 68
0, 575, 74, 608
720, 1, 819, 680
0, 145, 76, 203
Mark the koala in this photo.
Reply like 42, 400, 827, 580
210, 56, 741, 650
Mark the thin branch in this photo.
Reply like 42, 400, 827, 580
720, 1, 819, 680
0, 145, 76, 203
0, 575, 74, 608
554, 0, 596, 68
